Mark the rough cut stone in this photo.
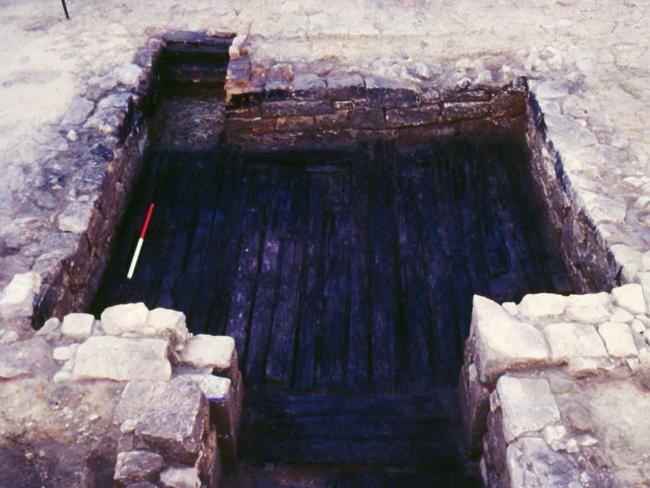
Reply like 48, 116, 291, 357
52, 345, 77, 362
610, 307, 634, 323
496, 376, 561, 443
184, 374, 240, 463
518, 293, 567, 319
564, 292, 610, 323
612, 284, 646, 315
180, 335, 236, 374
0, 272, 41, 318
159, 465, 201, 488
0, 337, 56, 378
598, 322, 638, 357
101, 303, 150, 335
471, 295, 549, 383
611, 244, 643, 281
133, 377, 209, 464
459, 362, 491, 455
114, 381, 168, 425
506, 437, 581, 487
72, 336, 171, 381
61, 313, 95, 339
639, 272, 650, 304
114, 450, 164, 484
36, 317, 61, 337
145, 308, 189, 345
543, 322, 608, 361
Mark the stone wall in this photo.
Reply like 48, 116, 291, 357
460, 283, 650, 486
224, 55, 528, 150
1, 297, 243, 487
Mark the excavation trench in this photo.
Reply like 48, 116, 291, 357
83, 35, 613, 485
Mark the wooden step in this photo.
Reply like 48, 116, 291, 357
239, 390, 463, 467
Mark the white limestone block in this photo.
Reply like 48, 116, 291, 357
36, 317, 61, 336
642, 251, 650, 271
183, 374, 231, 403
471, 296, 549, 383
159, 465, 201, 488
501, 302, 519, 316
145, 307, 189, 344
611, 244, 643, 281
496, 376, 561, 443
610, 307, 634, 323
598, 322, 638, 357
180, 334, 236, 372
564, 292, 610, 323
639, 272, 650, 305
52, 345, 77, 362
0, 272, 41, 318
543, 322, 608, 361
100, 302, 149, 335
631, 319, 646, 334
518, 293, 567, 319
61, 313, 95, 339
72, 336, 171, 381
612, 284, 646, 315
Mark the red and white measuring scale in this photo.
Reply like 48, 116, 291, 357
127, 203, 155, 279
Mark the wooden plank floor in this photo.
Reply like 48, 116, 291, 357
92, 138, 572, 393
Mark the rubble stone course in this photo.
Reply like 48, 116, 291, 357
0, 301, 242, 486
461, 285, 650, 487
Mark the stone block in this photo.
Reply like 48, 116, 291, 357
0, 337, 56, 379
326, 74, 365, 100
0, 272, 41, 319
564, 292, 610, 323
261, 100, 333, 117
180, 335, 236, 377
184, 374, 241, 465
133, 377, 209, 465
292, 73, 327, 99
543, 322, 608, 361
612, 284, 646, 315
314, 110, 350, 129
159, 465, 201, 488
496, 376, 560, 443
61, 313, 95, 339
349, 107, 384, 129
101, 303, 150, 335
114, 450, 164, 484
275, 115, 314, 132
36, 317, 61, 337
366, 82, 419, 108
459, 362, 491, 455
52, 344, 77, 362
639, 272, 650, 305
442, 101, 490, 121
226, 58, 251, 88
506, 437, 581, 487
471, 295, 549, 383
518, 293, 567, 320
385, 105, 440, 127
73, 336, 171, 381
115, 381, 168, 425
490, 91, 526, 118
598, 322, 638, 357
145, 308, 189, 345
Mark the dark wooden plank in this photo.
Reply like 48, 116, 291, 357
292, 175, 328, 391
244, 169, 284, 386
392, 147, 434, 392
265, 173, 305, 386
346, 151, 372, 390
315, 175, 351, 390
367, 141, 399, 391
